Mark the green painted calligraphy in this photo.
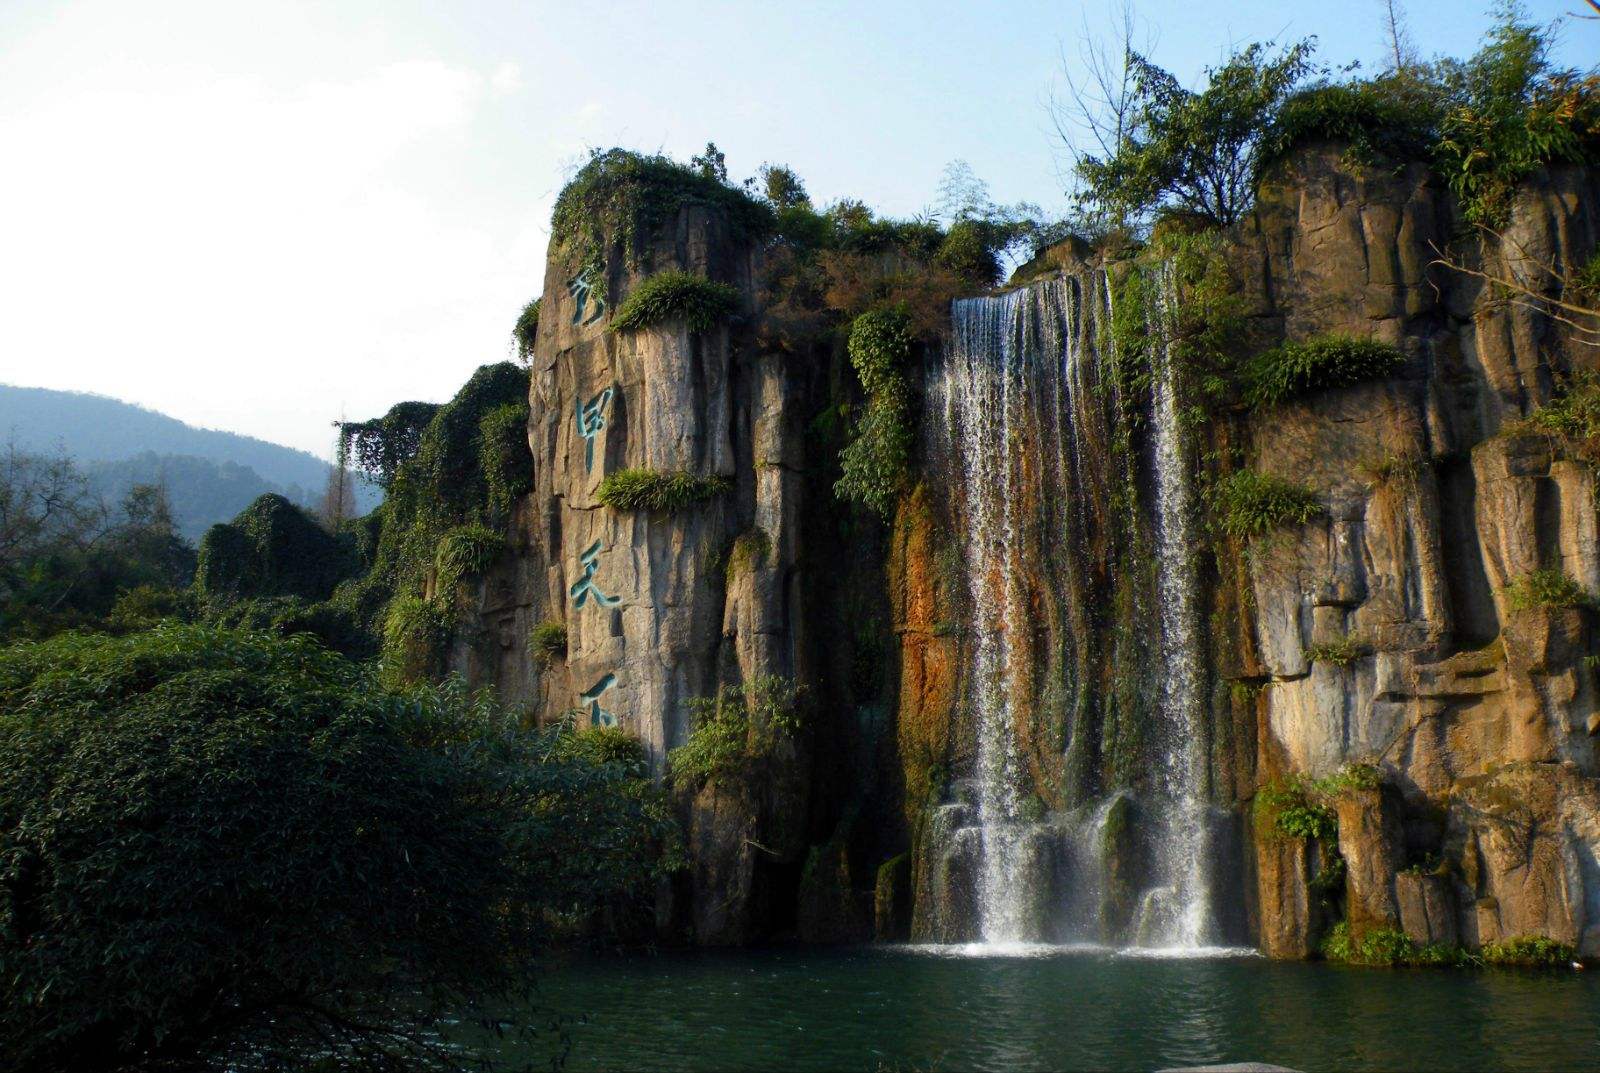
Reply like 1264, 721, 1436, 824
580, 672, 618, 727
568, 539, 621, 609
568, 269, 605, 327
576, 387, 614, 472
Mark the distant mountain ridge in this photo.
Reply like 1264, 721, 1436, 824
0, 384, 379, 537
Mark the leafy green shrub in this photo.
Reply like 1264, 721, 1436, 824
0, 626, 680, 1072
104, 583, 193, 632
1323, 924, 1572, 969
1322, 923, 1453, 966
847, 307, 914, 395
1305, 634, 1369, 667
837, 400, 915, 519
1317, 763, 1382, 795
433, 524, 505, 593
531, 619, 568, 663
337, 400, 441, 489
595, 468, 732, 513
1434, 13, 1600, 225
1481, 935, 1576, 967
543, 717, 649, 774
1504, 568, 1595, 612
1213, 470, 1321, 539
668, 676, 803, 792
1261, 78, 1443, 170
610, 270, 741, 333
1244, 335, 1406, 407
1574, 254, 1600, 298
512, 295, 540, 360
836, 308, 916, 518
1255, 777, 1337, 842
381, 594, 454, 686
477, 400, 532, 517
1507, 373, 1600, 463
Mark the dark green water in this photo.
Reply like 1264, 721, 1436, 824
495, 945, 1600, 1072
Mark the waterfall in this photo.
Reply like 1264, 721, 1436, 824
944, 283, 1036, 942
935, 269, 1218, 951
1143, 263, 1214, 948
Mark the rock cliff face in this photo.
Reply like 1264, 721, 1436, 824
1237, 149, 1600, 957
460, 147, 1600, 957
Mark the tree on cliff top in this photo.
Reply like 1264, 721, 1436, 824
1073, 38, 1318, 228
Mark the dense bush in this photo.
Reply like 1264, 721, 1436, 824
835, 308, 916, 518
0, 626, 679, 1072
668, 675, 803, 792
1261, 78, 1442, 171
338, 400, 441, 489
1212, 470, 1321, 539
1504, 568, 1595, 612
595, 468, 731, 513
512, 295, 540, 361
610, 270, 741, 333
1481, 935, 1578, 966
477, 400, 532, 517
1322, 922, 1575, 968
0, 459, 196, 642
381, 593, 454, 686
1254, 777, 1337, 842
193, 493, 359, 604
1244, 335, 1406, 407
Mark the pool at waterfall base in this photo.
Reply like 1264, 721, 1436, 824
488, 944, 1600, 1071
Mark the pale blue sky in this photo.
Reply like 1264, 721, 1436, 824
0, 0, 1594, 457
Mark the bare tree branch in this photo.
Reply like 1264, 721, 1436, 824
1429, 231, 1600, 347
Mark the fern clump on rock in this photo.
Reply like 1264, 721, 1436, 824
1245, 335, 1405, 407
596, 468, 731, 513
610, 271, 741, 333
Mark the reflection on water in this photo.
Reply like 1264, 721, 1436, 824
492, 947, 1600, 1072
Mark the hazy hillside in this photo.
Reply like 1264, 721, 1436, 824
85, 452, 312, 540
0, 385, 379, 534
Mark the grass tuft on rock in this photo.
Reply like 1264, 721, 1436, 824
1305, 634, 1369, 667
530, 620, 568, 664
433, 524, 505, 594
1212, 470, 1321, 539
596, 468, 732, 513
1504, 568, 1596, 613
1506, 373, 1600, 464
1245, 335, 1406, 408
610, 271, 741, 334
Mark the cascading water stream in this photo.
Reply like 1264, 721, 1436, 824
1142, 263, 1214, 949
937, 269, 1217, 952
946, 284, 1034, 943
